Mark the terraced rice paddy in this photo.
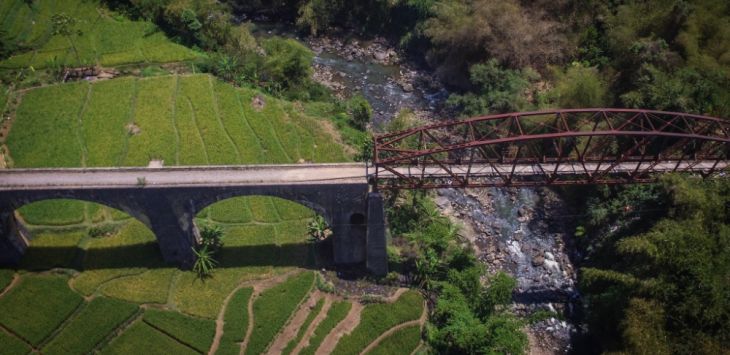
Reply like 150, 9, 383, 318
0, 73, 425, 353
0, 0, 199, 69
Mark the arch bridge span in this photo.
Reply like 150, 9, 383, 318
373, 109, 730, 189
0, 164, 387, 275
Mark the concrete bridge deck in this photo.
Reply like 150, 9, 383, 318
1, 161, 725, 191
0, 163, 368, 190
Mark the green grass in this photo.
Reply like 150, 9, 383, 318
0, 329, 30, 355
42, 297, 138, 355
0, 0, 199, 69
249, 196, 282, 223
0, 275, 83, 346
173, 76, 208, 165
124, 76, 177, 165
245, 272, 315, 355
82, 77, 136, 166
217, 287, 253, 355
333, 290, 424, 355
72, 269, 145, 297
204, 197, 253, 224
212, 81, 263, 162
100, 269, 174, 304
143, 309, 216, 353
19, 230, 85, 270
10, 74, 348, 171
82, 219, 163, 269
18, 200, 85, 226
282, 297, 325, 355
171, 268, 263, 319
0, 269, 14, 291
100, 321, 198, 355
299, 300, 352, 355
7, 81, 87, 167
178, 74, 239, 164
368, 324, 422, 355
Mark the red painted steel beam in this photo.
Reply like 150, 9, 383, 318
372, 109, 730, 189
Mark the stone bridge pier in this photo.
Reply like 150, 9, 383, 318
0, 182, 387, 275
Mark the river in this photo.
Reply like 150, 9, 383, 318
250, 23, 580, 353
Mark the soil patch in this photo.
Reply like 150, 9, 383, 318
126, 123, 141, 135
252, 95, 266, 111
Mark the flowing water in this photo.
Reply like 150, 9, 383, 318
247, 23, 579, 351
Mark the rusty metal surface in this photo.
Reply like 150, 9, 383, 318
373, 109, 730, 189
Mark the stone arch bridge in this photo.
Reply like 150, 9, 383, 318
1, 109, 728, 275
0, 164, 388, 275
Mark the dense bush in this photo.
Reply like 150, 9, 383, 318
387, 191, 527, 353
446, 59, 533, 116
347, 94, 372, 129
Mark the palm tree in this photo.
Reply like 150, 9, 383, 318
307, 215, 331, 242
192, 245, 218, 278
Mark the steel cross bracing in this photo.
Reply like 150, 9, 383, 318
372, 109, 730, 189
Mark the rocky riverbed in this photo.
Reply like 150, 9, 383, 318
301, 33, 580, 353
306, 36, 447, 125
436, 188, 579, 352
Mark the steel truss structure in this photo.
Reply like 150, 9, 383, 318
373, 109, 730, 189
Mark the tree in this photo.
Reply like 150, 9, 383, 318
424, 0, 568, 86
192, 245, 218, 278
199, 224, 224, 250
192, 224, 224, 279
578, 176, 730, 353
51, 13, 82, 64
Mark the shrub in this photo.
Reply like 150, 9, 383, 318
348, 94, 372, 130
307, 215, 331, 242
545, 63, 608, 108
261, 38, 313, 89
315, 272, 335, 293
199, 224, 225, 251
193, 245, 219, 278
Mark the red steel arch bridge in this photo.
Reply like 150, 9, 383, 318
372, 109, 730, 189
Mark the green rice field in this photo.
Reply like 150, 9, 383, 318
0, 72, 425, 353
0, 0, 200, 69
